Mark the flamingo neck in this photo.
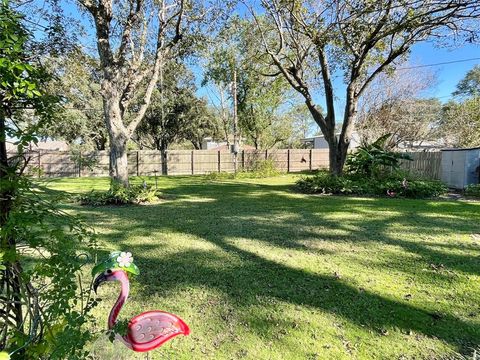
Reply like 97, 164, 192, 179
108, 270, 130, 329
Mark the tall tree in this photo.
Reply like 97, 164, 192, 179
356, 66, 440, 148
440, 97, 480, 148
253, 0, 480, 174
452, 64, 480, 98
44, 50, 107, 150
78, 0, 199, 186
203, 17, 292, 149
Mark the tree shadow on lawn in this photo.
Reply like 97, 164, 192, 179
84, 181, 480, 352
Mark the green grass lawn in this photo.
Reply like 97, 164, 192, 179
41, 175, 480, 359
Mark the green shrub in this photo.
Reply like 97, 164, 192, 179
465, 184, 480, 198
205, 171, 236, 181
205, 159, 282, 180
296, 171, 447, 199
244, 158, 280, 178
346, 134, 412, 178
78, 181, 159, 205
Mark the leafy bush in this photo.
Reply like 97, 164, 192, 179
296, 171, 447, 198
244, 158, 280, 178
78, 181, 159, 205
346, 134, 412, 178
204, 171, 236, 181
465, 184, 480, 198
205, 159, 281, 180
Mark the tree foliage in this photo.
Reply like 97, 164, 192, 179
135, 62, 216, 151
254, 0, 480, 174
440, 97, 480, 148
452, 64, 480, 98
0, 2, 98, 358
438, 65, 480, 148
203, 17, 295, 149
45, 50, 107, 150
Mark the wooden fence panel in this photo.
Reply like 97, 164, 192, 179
40, 151, 77, 177
289, 149, 310, 172
311, 149, 330, 169
193, 150, 218, 174
82, 151, 109, 177
268, 149, 289, 172
219, 151, 236, 172
399, 152, 442, 180
167, 150, 192, 175
138, 151, 162, 176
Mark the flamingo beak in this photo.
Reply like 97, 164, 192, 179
93, 273, 108, 294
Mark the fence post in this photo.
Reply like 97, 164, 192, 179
265, 149, 268, 160
309, 149, 313, 171
242, 150, 245, 170
78, 151, 82, 177
191, 150, 194, 175
136, 151, 139, 177
218, 150, 221, 172
287, 149, 290, 173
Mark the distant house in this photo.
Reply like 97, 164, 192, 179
202, 137, 254, 151
397, 139, 448, 152
301, 132, 361, 150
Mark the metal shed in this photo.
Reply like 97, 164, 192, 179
441, 147, 480, 189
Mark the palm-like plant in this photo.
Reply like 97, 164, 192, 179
345, 134, 412, 178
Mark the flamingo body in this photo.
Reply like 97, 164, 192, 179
126, 310, 190, 352
95, 269, 190, 353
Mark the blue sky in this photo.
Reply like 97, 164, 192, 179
409, 42, 480, 100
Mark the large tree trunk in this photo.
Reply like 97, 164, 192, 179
109, 134, 129, 186
334, 86, 359, 175
160, 140, 168, 175
103, 90, 130, 187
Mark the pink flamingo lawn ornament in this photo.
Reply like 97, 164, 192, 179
92, 251, 190, 353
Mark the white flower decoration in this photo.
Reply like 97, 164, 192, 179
117, 252, 133, 268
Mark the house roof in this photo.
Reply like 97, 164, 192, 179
208, 144, 256, 151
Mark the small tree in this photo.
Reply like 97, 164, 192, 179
134, 62, 216, 173
203, 17, 293, 149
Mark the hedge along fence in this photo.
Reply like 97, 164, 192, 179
16, 149, 330, 178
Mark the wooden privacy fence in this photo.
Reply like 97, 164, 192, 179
399, 152, 442, 180
21, 149, 330, 178
16, 149, 443, 180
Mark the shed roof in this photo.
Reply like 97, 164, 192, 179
441, 147, 480, 152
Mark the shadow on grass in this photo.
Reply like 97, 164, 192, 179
75, 180, 480, 353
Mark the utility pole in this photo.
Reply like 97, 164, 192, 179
160, 64, 168, 175
232, 68, 239, 173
